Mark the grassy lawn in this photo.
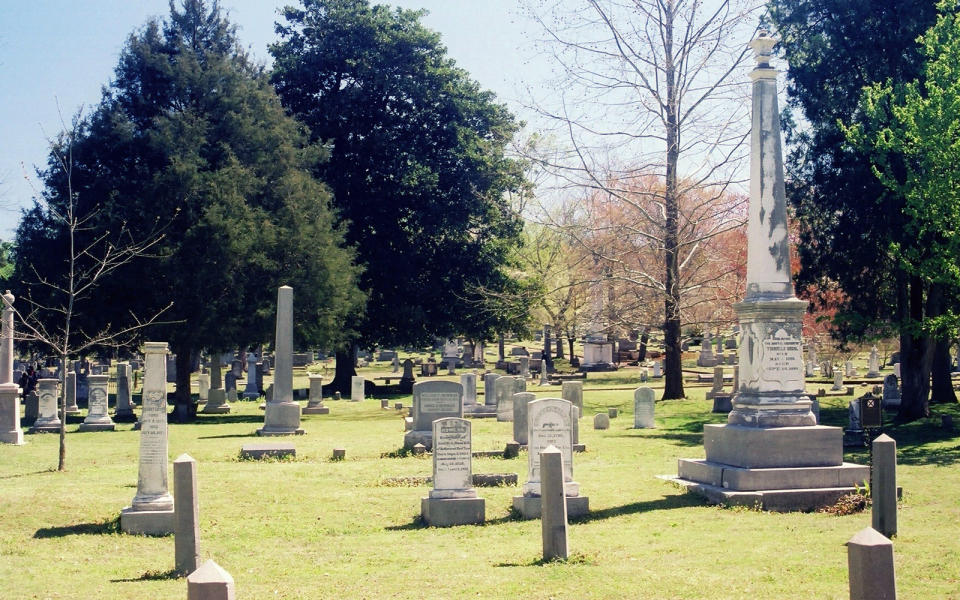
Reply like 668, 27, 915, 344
1, 364, 958, 599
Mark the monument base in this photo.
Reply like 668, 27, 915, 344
201, 404, 231, 414
28, 421, 61, 434
302, 405, 330, 415
420, 497, 485, 527
64, 405, 81, 415
257, 402, 302, 436
512, 494, 589, 520
703, 424, 842, 468
0, 429, 24, 444
78, 421, 116, 432
120, 506, 175, 536
403, 430, 432, 451
711, 395, 733, 413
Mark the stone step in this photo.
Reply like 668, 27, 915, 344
677, 459, 869, 491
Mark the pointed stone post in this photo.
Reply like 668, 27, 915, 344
187, 560, 235, 600
258, 286, 303, 435
848, 527, 896, 600
174, 454, 200, 576
121, 341, 174, 535
872, 434, 898, 538
0, 290, 23, 444
540, 446, 568, 561
64, 371, 80, 414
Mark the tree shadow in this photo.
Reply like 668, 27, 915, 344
34, 516, 120, 538
196, 433, 258, 440
110, 569, 180, 583
0, 468, 56, 480
571, 494, 706, 524
184, 414, 265, 425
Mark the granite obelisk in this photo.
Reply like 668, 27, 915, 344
257, 286, 303, 435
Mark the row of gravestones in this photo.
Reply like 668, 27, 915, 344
21, 363, 138, 434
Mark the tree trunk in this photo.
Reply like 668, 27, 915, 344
58, 352, 68, 471
555, 337, 564, 359
498, 334, 505, 361
172, 341, 194, 423
927, 284, 957, 404
897, 276, 930, 422
330, 343, 358, 394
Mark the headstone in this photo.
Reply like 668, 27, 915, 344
882, 374, 901, 408
832, 369, 844, 391
513, 398, 588, 519
512, 392, 536, 445
202, 358, 230, 414
392, 355, 400, 373
652, 361, 663, 378
593, 412, 610, 430
893, 362, 900, 378
174, 454, 200, 575
460, 373, 477, 409
242, 354, 259, 399
187, 560, 235, 600
350, 376, 364, 402
400, 358, 415, 393
28, 378, 61, 433
64, 371, 80, 414
495, 376, 515, 422
561, 381, 583, 418
539, 359, 549, 385
540, 446, 568, 561
121, 341, 174, 535
872, 434, 897, 539
866, 346, 881, 378
697, 334, 715, 366
166, 355, 177, 384
847, 528, 896, 600
844, 360, 855, 377
79, 374, 115, 431
705, 366, 724, 400
0, 290, 23, 444
257, 286, 303, 436
419, 418, 484, 527
519, 356, 530, 378
115, 362, 135, 421
483, 373, 500, 407
197, 373, 210, 404
633, 387, 655, 428
303, 374, 328, 414
404, 380, 463, 450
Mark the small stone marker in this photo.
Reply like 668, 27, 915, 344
460, 372, 477, 411
872, 434, 897, 538
882, 374, 901, 408
539, 359, 549, 385
380, 399, 389, 409
412, 442, 426, 455
174, 454, 200, 575
350, 376, 364, 402
242, 354, 259, 399
504, 441, 520, 459
561, 381, 583, 417
202, 359, 230, 415
633, 387, 655, 428
420, 417, 484, 527
847, 527, 896, 600
187, 559, 235, 600
115, 362, 135, 421
832, 369, 844, 391
593, 412, 610, 430
240, 442, 295, 460
64, 371, 80, 414
302, 374, 328, 415
512, 391, 536, 445
607, 407, 618, 418
332, 448, 345, 460
495, 376, 515, 422
79, 374, 116, 431
540, 446, 568, 561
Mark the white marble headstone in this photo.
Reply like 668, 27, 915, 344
351, 376, 365, 402
524, 398, 577, 497
430, 417, 476, 499
633, 387, 656, 428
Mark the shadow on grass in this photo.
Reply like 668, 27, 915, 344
606, 431, 703, 447
385, 515, 426, 531
196, 433, 258, 440
571, 494, 706, 524
183, 414, 265, 425
494, 552, 595, 567
34, 516, 120, 538
110, 569, 180, 583
0, 468, 57, 480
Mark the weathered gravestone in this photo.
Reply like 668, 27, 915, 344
513, 398, 588, 519
495, 376, 516, 422
512, 391, 536, 445
593, 412, 610, 430
847, 527, 896, 600
399, 358, 416, 393
187, 560, 235, 600
121, 341, 175, 535
404, 380, 463, 450
351, 376, 365, 402
28, 378, 61, 433
866, 346, 881, 378
561, 381, 583, 418
483, 373, 500, 408
832, 369, 844, 391
460, 372, 477, 410
882, 374, 901, 409
202, 359, 230, 414
420, 418, 484, 527
242, 354, 259, 399
174, 453, 200, 575
115, 362, 136, 422
633, 387, 656, 429
79, 374, 115, 431
64, 371, 80, 415
540, 446, 568, 561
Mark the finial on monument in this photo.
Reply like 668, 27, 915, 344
749, 30, 777, 70
2, 290, 13, 309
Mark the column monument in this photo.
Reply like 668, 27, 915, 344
257, 286, 303, 435
0, 291, 23, 444
671, 32, 867, 510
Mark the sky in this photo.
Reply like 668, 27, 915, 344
0, 0, 548, 238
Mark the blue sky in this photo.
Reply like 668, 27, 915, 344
0, 0, 544, 238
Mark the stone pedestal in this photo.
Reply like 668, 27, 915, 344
0, 384, 23, 444
202, 361, 230, 414
122, 341, 174, 535
29, 378, 61, 433
302, 374, 328, 415
258, 287, 303, 436
79, 374, 115, 431
580, 340, 615, 371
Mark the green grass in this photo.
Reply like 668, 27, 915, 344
2, 369, 959, 599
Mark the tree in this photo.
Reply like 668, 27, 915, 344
844, 0, 960, 407
11, 108, 169, 470
769, 0, 944, 421
522, 0, 761, 398
270, 0, 529, 391
13, 0, 362, 420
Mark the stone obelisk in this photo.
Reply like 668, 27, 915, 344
0, 291, 23, 444
257, 286, 303, 435
671, 33, 867, 511
121, 341, 175, 534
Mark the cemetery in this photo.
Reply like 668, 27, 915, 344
3, 1, 960, 599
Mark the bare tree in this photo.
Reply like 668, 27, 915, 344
14, 106, 171, 471
522, 0, 761, 398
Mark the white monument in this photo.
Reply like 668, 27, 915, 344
404, 380, 462, 450
257, 286, 303, 435
79, 374, 115, 431
419, 417, 484, 527
29, 378, 61, 433
633, 387, 656, 429
672, 33, 867, 510
350, 376, 364, 402
121, 341, 174, 534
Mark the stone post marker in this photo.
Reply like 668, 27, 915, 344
64, 371, 80, 414
540, 445, 568, 561
242, 353, 259, 399
122, 341, 174, 534
303, 374, 328, 415
848, 527, 896, 600
512, 391, 536, 445
0, 291, 23, 444
115, 362, 135, 421
633, 387, 656, 429
872, 434, 897, 538
79, 374, 116, 431
460, 372, 477, 410
670, 32, 868, 510
187, 560, 235, 600
258, 286, 303, 435
29, 378, 61, 433
174, 454, 200, 575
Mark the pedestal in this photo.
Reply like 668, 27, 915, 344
257, 402, 304, 436
0, 385, 23, 444
120, 506, 175, 536
420, 497, 485, 527
201, 389, 230, 414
